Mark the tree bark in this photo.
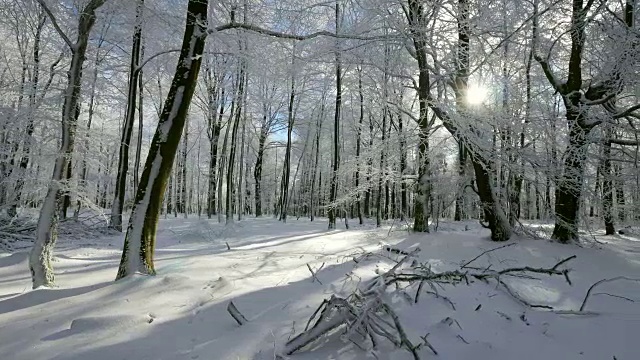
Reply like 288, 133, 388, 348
116, 0, 208, 279
328, 3, 341, 230
356, 65, 364, 225
30, 0, 107, 288
111, 0, 145, 231
205, 61, 222, 218
279, 55, 296, 222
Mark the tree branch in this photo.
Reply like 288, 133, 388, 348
580, 276, 640, 311
35, 0, 75, 50
613, 103, 640, 119
606, 138, 640, 146
534, 54, 565, 93
211, 22, 396, 42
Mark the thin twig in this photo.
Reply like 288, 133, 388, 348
461, 243, 516, 269
307, 263, 324, 285
580, 276, 640, 311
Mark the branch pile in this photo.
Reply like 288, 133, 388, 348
281, 247, 576, 359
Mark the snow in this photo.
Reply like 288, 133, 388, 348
1, 218, 639, 359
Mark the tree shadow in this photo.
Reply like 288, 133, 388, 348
44, 251, 376, 360
0, 282, 112, 315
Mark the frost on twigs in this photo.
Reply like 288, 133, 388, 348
281, 246, 576, 359
0, 211, 114, 252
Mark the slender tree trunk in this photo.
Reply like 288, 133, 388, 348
398, 108, 407, 221
10, 13, 46, 218
211, 84, 225, 218
116, 0, 208, 279
280, 56, 295, 222
218, 92, 235, 223
377, 81, 388, 228
237, 77, 248, 221
134, 39, 145, 190
254, 118, 267, 217
602, 126, 615, 234
356, 66, 364, 225
614, 164, 626, 222
309, 96, 324, 222
181, 118, 189, 217
454, 142, 467, 221
226, 68, 244, 224
328, 4, 341, 230
365, 112, 373, 218
205, 63, 222, 218
111, 0, 145, 231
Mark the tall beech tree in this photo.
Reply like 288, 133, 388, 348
116, 0, 208, 279
30, 0, 108, 288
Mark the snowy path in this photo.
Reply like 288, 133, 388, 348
0, 218, 639, 359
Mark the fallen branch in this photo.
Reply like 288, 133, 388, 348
282, 248, 576, 358
227, 301, 248, 326
306, 263, 325, 285
579, 276, 640, 311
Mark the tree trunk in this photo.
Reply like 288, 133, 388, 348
237, 97, 247, 221
602, 126, 614, 235
30, 0, 106, 288
614, 164, 626, 222
309, 96, 324, 222
134, 39, 145, 190
254, 117, 267, 217
205, 63, 222, 218
279, 57, 295, 222
551, 117, 590, 242
328, 3, 341, 230
226, 67, 244, 224
111, 0, 145, 231
181, 117, 189, 217
365, 112, 373, 218
116, 0, 208, 279
454, 142, 467, 221
356, 66, 364, 225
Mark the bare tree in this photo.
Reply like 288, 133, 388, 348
111, 0, 145, 231
116, 0, 208, 279
30, 0, 108, 288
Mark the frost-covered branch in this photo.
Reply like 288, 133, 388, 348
34, 0, 75, 50
211, 22, 397, 42
534, 55, 565, 93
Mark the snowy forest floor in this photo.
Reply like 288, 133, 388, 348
0, 217, 639, 360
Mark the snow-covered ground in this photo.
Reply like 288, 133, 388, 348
0, 217, 638, 359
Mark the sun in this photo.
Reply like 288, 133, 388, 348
466, 84, 488, 105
